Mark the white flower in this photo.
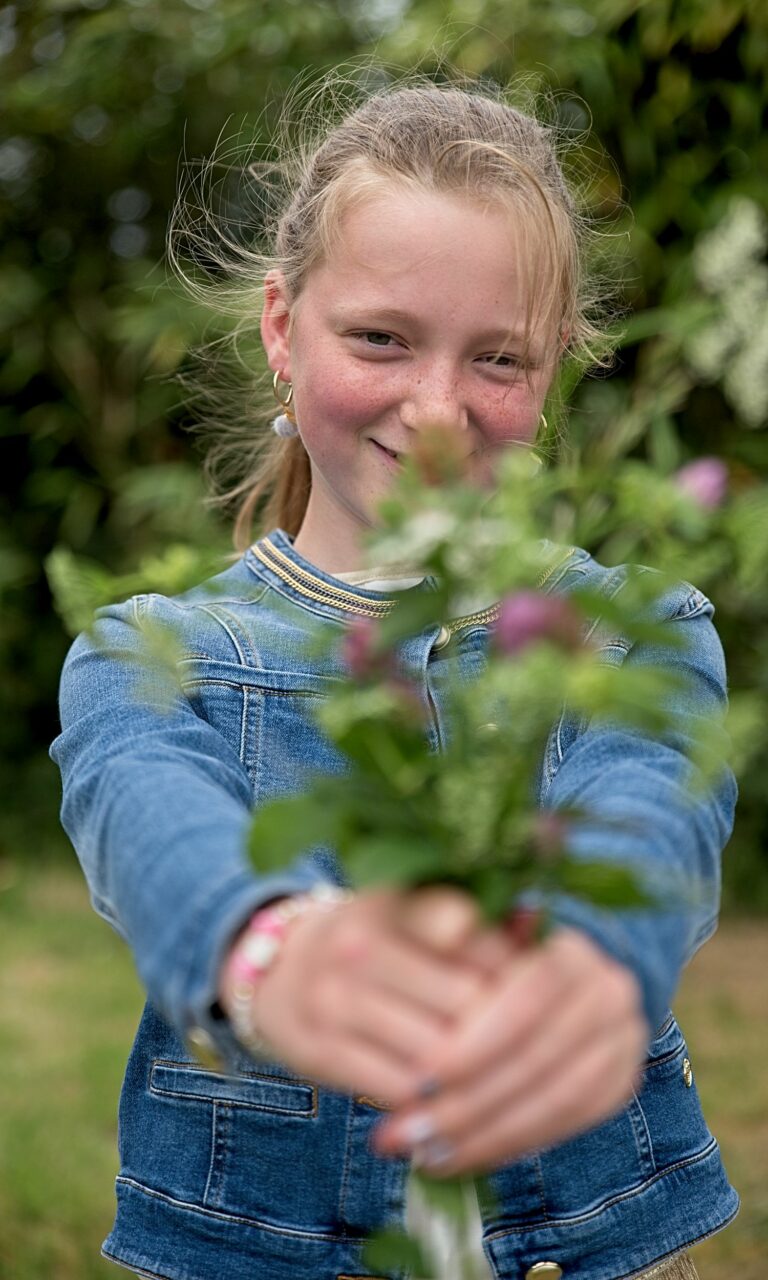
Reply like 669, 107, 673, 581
684, 321, 732, 380
694, 197, 767, 294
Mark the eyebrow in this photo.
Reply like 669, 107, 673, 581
332, 306, 530, 345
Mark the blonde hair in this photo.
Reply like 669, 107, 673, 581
169, 71, 616, 552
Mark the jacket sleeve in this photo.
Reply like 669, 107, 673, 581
50, 593, 333, 1059
540, 589, 737, 1037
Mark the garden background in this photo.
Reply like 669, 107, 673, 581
1, 1, 767, 1277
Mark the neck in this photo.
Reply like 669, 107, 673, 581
291, 490, 373, 573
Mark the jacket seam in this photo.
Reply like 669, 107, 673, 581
644, 1042, 687, 1070
239, 684, 249, 767
100, 1252, 172, 1280
616, 1201, 741, 1278
198, 604, 248, 664
336, 1095, 357, 1235
113, 1175, 367, 1241
486, 1138, 719, 1237
627, 1089, 656, 1175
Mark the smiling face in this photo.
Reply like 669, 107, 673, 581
261, 184, 560, 571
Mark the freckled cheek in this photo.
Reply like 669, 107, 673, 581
303, 368, 393, 432
478, 393, 542, 447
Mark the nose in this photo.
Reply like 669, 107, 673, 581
400, 362, 469, 436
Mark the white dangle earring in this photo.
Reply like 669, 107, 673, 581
271, 369, 298, 438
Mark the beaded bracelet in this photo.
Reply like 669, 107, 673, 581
224, 883, 353, 1058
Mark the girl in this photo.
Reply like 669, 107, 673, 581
51, 80, 738, 1280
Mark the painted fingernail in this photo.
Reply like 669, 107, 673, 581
415, 1076, 440, 1099
395, 1112, 436, 1147
412, 1137, 456, 1169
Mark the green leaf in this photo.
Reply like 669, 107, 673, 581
465, 865, 517, 923
555, 858, 655, 908
345, 835, 447, 889
330, 716, 430, 794
248, 793, 342, 875
362, 1227, 432, 1276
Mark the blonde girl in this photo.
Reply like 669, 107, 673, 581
52, 77, 737, 1280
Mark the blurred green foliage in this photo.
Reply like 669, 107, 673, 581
2, 0, 767, 900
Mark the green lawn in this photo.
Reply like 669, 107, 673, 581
0, 857, 765, 1280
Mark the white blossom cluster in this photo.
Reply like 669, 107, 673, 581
686, 197, 768, 427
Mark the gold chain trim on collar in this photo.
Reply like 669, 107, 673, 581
251, 537, 575, 635
251, 540, 396, 617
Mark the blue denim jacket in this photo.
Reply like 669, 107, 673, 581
51, 528, 739, 1280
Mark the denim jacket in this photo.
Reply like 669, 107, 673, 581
51, 528, 739, 1280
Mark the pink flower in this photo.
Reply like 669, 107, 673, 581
674, 457, 728, 510
342, 616, 391, 681
494, 591, 582, 655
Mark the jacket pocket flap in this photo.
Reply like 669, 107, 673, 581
149, 1060, 318, 1115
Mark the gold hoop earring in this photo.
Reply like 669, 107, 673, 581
538, 413, 548, 435
271, 370, 298, 438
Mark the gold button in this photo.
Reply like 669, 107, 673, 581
186, 1027, 224, 1072
525, 1265, 563, 1280
683, 1057, 693, 1088
433, 625, 451, 650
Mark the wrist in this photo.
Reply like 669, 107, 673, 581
221, 884, 353, 1057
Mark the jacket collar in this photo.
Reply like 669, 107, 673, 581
246, 527, 580, 631
246, 528, 434, 624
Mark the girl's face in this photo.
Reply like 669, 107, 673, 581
261, 185, 559, 571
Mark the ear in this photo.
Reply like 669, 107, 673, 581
261, 269, 293, 380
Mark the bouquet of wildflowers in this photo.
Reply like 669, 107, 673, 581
245, 428, 747, 1279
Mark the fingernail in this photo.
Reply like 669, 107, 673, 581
393, 1111, 436, 1148
415, 1076, 440, 1100
412, 1137, 456, 1169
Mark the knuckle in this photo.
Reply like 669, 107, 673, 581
451, 971, 483, 1010
548, 929, 593, 980
311, 971, 344, 1024
328, 914, 370, 964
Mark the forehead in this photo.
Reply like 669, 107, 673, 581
310, 185, 551, 325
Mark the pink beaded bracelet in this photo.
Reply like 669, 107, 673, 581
224, 883, 352, 1058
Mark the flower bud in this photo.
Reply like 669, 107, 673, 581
674, 457, 728, 510
494, 591, 582, 655
505, 906, 542, 949
411, 423, 472, 486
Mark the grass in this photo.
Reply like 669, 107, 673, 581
0, 856, 766, 1280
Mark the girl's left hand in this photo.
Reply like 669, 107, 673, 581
371, 927, 648, 1176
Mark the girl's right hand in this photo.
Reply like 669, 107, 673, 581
222, 886, 502, 1105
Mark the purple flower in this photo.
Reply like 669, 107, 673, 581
674, 457, 728, 510
494, 591, 582, 655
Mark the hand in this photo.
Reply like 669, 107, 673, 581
220, 886, 497, 1106
372, 928, 648, 1176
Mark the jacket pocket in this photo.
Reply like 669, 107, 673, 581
144, 1059, 349, 1231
